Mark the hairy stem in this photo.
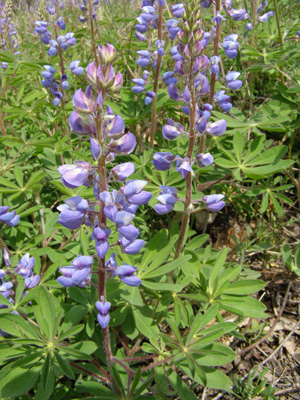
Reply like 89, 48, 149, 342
273, 0, 283, 46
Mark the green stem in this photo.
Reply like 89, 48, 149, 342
88, 0, 99, 67
174, 75, 197, 259
273, 0, 283, 46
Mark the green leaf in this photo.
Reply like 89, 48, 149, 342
223, 280, 265, 295
209, 248, 229, 288
141, 255, 190, 279
133, 307, 160, 338
56, 324, 84, 342
142, 281, 183, 292
233, 131, 244, 163
1, 366, 40, 398
54, 351, 75, 380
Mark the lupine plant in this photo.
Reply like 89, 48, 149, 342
0, 0, 298, 398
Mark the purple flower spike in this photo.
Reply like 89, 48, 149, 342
108, 133, 136, 155
153, 152, 176, 171
203, 194, 225, 212
206, 120, 227, 136
58, 162, 91, 188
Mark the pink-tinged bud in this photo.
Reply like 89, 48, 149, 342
196, 74, 210, 97
177, 30, 188, 44
73, 87, 95, 114
111, 72, 123, 91
195, 29, 204, 41
108, 132, 136, 155
107, 115, 125, 138
207, 119, 227, 136
3, 248, 10, 266
195, 41, 204, 57
98, 43, 117, 65
183, 85, 191, 103
199, 55, 209, 71
97, 65, 115, 89
168, 84, 183, 101
86, 62, 97, 85
95, 91, 104, 112
69, 111, 93, 135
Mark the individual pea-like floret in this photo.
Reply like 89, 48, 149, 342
58, 161, 91, 188
195, 153, 214, 167
70, 60, 84, 75
57, 195, 91, 229
154, 186, 178, 215
0, 206, 20, 227
153, 152, 176, 171
95, 301, 111, 329
92, 226, 111, 259
113, 264, 142, 287
57, 256, 93, 288
107, 132, 137, 155
121, 180, 152, 206
162, 118, 185, 140
226, 71, 243, 90
56, 16, 66, 30
214, 90, 232, 112
228, 8, 249, 21
206, 119, 227, 136
211, 11, 226, 25
176, 157, 193, 178
222, 34, 239, 59
203, 194, 225, 212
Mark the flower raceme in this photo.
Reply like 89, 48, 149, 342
56, 44, 150, 330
